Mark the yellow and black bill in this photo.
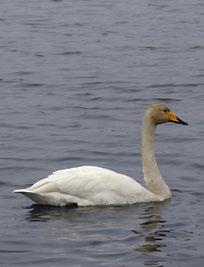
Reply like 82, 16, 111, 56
167, 111, 188, 125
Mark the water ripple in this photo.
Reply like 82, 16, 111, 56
0, 0, 203, 266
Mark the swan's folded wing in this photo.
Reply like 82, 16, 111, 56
14, 166, 157, 206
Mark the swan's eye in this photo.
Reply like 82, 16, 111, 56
163, 109, 168, 113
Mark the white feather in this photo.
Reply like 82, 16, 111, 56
14, 166, 157, 206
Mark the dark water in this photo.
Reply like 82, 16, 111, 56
0, 0, 204, 266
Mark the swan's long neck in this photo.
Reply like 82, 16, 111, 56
141, 111, 171, 200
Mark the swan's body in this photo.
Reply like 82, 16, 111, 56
14, 103, 187, 206
15, 166, 158, 206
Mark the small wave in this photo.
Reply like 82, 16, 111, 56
189, 45, 204, 50
59, 51, 82, 56
0, 180, 15, 187
148, 82, 204, 88
35, 53, 45, 57
0, 249, 31, 253
152, 97, 180, 102
20, 82, 45, 88
14, 71, 33, 76
143, 46, 164, 51
190, 162, 204, 171
0, 166, 45, 172
0, 123, 34, 130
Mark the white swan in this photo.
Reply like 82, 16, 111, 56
14, 103, 188, 206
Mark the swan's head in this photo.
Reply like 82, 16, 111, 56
148, 103, 188, 125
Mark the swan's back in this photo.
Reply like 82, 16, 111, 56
14, 166, 157, 206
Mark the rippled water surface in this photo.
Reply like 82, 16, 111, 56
1, 0, 204, 266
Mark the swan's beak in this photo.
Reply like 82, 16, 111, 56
167, 111, 188, 125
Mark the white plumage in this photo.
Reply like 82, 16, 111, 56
14, 166, 157, 206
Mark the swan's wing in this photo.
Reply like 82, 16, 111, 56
14, 166, 155, 206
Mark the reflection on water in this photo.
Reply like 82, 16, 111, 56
26, 202, 172, 267
27, 204, 78, 222
136, 203, 170, 267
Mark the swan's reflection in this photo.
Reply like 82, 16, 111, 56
135, 202, 170, 267
26, 202, 169, 267
26, 203, 78, 222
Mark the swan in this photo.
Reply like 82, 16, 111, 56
13, 103, 188, 206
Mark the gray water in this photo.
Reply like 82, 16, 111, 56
0, 0, 204, 266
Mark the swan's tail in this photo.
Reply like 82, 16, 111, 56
13, 189, 51, 204
13, 189, 92, 206
13, 189, 31, 194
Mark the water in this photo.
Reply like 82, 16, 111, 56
0, 0, 204, 266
